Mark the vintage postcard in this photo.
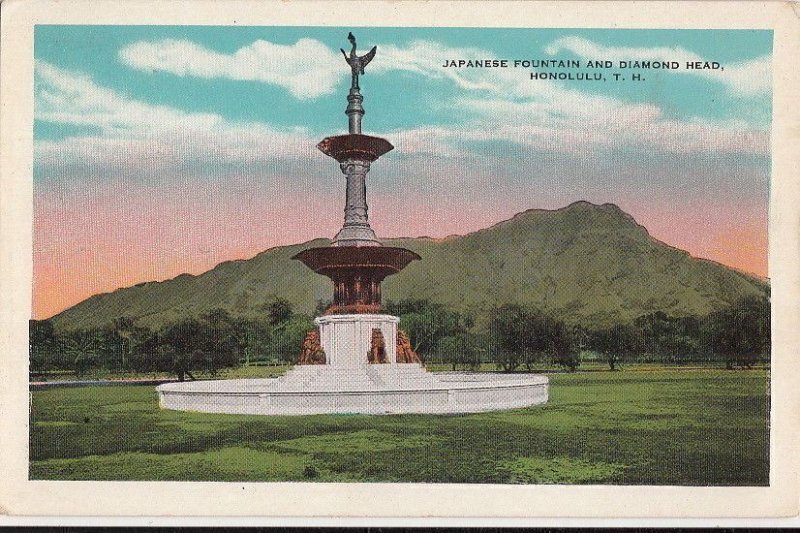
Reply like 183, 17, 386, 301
1, 0, 798, 522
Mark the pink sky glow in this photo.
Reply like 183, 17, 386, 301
33, 181, 768, 319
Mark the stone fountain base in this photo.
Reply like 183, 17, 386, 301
156, 314, 549, 416
156, 365, 548, 416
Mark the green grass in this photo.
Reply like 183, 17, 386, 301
29, 367, 769, 484
31, 364, 293, 382
31, 361, 766, 382
423, 361, 767, 373
497, 456, 626, 484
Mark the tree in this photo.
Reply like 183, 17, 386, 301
489, 304, 576, 372
565, 325, 591, 371
268, 315, 315, 363
128, 327, 163, 373
398, 311, 439, 355
489, 305, 526, 372
34, 309, 295, 378
434, 333, 482, 370
589, 323, 641, 371
702, 295, 770, 369
547, 320, 578, 372
199, 309, 240, 373
111, 316, 135, 370
231, 316, 271, 366
387, 299, 465, 357
59, 328, 106, 376
633, 312, 701, 364
160, 318, 205, 380
531, 313, 575, 371
267, 298, 293, 325
554, 349, 580, 372
313, 299, 333, 316
30, 319, 58, 374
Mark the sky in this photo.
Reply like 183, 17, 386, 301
33, 26, 772, 319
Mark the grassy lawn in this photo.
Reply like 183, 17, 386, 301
29, 367, 769, 484
30, 364, 293, 382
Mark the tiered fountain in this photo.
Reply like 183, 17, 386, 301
157, 33, 548, 415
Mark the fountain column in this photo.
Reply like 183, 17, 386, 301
333, 158, 381, 246
346, 88, 364, 134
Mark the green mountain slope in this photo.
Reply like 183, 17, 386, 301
49, 201, 768, 331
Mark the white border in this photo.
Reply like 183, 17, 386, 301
1, 0, 797, 520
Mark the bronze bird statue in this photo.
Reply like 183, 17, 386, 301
341, 32, 377, 90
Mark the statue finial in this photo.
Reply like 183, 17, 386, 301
340, 32, 377, 91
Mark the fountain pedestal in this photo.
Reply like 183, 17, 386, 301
315, 314, 399, 366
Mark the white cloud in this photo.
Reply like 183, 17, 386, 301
440, 96, 768, 155
36, 28, 770, 181
34, 61, 317, 170
111, 36, 769, 154
372, 40, 502, 93
119, 37, 563, 101
365, 39, 769, 155
383, 113, 767, 158
119, 38, 343, 99
544, 35, 771, 97
35, 61, 224, 135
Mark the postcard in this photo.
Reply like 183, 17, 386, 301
1, 0, 798, 522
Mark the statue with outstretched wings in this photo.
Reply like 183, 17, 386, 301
341, 32, 377, 90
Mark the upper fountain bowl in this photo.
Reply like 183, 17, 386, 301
317, 134, 394, 162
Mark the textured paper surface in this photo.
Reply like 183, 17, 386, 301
1, 0, 798, 520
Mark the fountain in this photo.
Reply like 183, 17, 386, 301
156, 33, 549, 415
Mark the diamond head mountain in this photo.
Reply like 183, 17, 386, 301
48, 201, 768, 332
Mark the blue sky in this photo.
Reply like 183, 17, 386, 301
32, 25, 772, 317
34, 25, 772, 140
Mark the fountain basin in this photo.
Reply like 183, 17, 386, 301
156, 365, 549, 416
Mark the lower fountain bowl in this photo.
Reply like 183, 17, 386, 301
156, 365, 549, 416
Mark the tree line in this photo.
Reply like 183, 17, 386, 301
30, 294, 770, 378
387, 295, 770, 372
30, 299, 312, 379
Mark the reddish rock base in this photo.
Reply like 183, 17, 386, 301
397, 329, 422, 364
297, 330, 326, 365
297, 327, 422, 366
368, 328, 389, 364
